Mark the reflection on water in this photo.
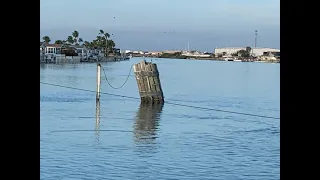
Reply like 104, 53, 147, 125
40, 63, 47, 69
133, 103, 163, 144
40, 63, 69, 69
40, 64, 81, 88
40, 60, 280, 179
95, 100, 101, 144
40, 63, 82, 70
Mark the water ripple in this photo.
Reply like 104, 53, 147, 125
40, 60, 279, 180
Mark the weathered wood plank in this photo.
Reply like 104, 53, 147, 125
134, 60, 164, 103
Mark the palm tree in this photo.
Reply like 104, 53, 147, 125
95, 36, 103, 47
99, 29, 110, 40
83, 41, 90, 48
99, 29, 104, 35
67, 36, 74, 45
91, 40, 98, 49
42, 36, 51, 43
98, 29, 111, 56
72, 30, 79, 44
107, 40, 116, 53
54, 40, 64, 44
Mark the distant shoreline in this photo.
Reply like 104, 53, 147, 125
130, 54, 279, 63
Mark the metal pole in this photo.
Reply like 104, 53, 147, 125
105, 35, 108, 57
254, 30, 258, 48
96, 63, 101, 101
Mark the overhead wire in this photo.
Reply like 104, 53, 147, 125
101, 64, 133, 89
40, 81, 280, 120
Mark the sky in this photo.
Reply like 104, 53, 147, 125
40, 0, 280, 52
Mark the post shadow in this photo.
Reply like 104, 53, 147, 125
95, 100, 101, 143
133, 102, 164, 144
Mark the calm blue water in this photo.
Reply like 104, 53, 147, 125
40, 58, 280, 180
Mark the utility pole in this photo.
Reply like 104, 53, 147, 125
105, 35, 108, 57
254, 30, 258, 48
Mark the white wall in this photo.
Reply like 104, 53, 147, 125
45, 47, 56, 54
214, 47, 245, 55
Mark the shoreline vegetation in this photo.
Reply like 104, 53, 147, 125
41, 29, 117, 57
41, 30, 279, 63
129, 52, 280, 63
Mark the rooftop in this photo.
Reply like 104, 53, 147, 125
43, 44, 64, 48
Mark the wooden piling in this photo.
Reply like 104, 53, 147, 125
133, 60, 164, 103
96, 63, 101, 102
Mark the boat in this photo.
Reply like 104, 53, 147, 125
223, 57, 233, 61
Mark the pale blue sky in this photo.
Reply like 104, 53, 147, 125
40, 0, 280, 51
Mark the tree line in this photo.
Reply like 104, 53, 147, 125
41, 29, 116, 54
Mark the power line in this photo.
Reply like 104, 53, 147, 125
40, 81, 280, 120
40, 81, 139, 100
49, 129, 132, 133
165, 102, 279, 119
101, 64, 133, 89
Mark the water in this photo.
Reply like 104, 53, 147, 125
40, 58, 280, 180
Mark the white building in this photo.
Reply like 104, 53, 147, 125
214, 47, 245, 56
75, 47, 89, 60
181, 51, 211, 58
40, 44, 81, 63
150, 51, 163, 55
214, 47, 280, 57
251, 48, 280, 56
43, 44, 64, 55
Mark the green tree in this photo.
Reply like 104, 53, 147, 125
231, 52, 238, 57
67, 36, 74, 45
83, 41, 90, 48
99, 30, 110, 39
98, 29, 111, 56
246, 46, 252, 53
72, 30, 79, 44
107, 40, 116, 53
42, 36, 51, 43
238, 49, 250, 57
54, 40, 64, 44
91, 40, 99, 49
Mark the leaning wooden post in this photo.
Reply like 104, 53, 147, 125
133, 60, 164, 103
96, 63, 101, 102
